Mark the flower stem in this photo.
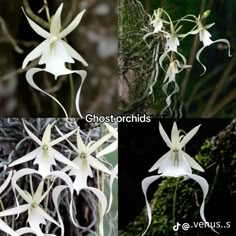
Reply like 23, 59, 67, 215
69, 73, 75, 116
43, 0, 51, 23
172, 178, 179, 225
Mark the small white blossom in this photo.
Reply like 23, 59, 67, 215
9, 120, 78, 178
22, 3, 88, 78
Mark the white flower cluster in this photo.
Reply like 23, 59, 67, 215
144, 8, 231, 115
0, 120, 117, 236
22, 3, 88, 117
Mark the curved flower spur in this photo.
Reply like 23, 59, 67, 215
22, 3, 88, 117
141, 122, 213, 235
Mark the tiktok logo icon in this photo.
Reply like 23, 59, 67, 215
173, 222, 181, 231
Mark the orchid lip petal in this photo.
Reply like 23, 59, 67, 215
141, 175, 162, 236
188, 174, 218, 233
58, 9, 86, 38
0, 219, 18, 236
38, 207, 61, 228
50, 3, 63, 36
22, 40, 48, 69
61, 40, 88, 66
26, 68, 68, 117
148, 150, 171, 172
22, 8, 50, 39
74, 70, 87, 118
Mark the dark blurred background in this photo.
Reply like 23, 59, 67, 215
0, 0, 117, 117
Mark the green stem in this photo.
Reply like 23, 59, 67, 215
69, 73, 75, 116
43, 0, 51, 23
172, 178, 179, 225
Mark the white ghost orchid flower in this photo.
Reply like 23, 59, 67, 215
22, 3, 88, 76
22, 3, 88, 117
161, 60, 191, 116
11, 168, 75, 236
0, 180, 60, 236
141, 122, 211, 236
9, 120, 78, 178
191, 12, 231, 75
0, 171, 19, 236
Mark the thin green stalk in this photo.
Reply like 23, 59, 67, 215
43, 0, 51, 23
172, 178, 179, 225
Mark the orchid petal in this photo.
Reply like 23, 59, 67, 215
51, 148, 81, 171
141, 175, 162, 236
0, 204, 29, 218
55, 127, 80, 153
49, 171, 76, 226
180, 125, 201, 148
52, 185, 67, 236
76, 128, 86, 151
61, 40, 88, 66
160, 152, 192, 177
196, 46, 207, 76
187, 174, 218, 233
171, 122, 180, 147
22, 40, 48, 69
74, 70, 87, 118
148, 150, 171, 172
50, 3, 63, 35
23, 120, 42, 145
26, 68, 68, 117
85, 187, 107, 236
42, 124, 52, 145
0, 219, 18, 236
159, 122, 173, 149
87, 132, 113, 154
181, 151, 204, 172
106, 164, 118, 213
15, 185, 32, 203
37, 207, 61, 228
50, 128, 76, 146
33, 181, 44, 203
22, 8, 50, 39
104, 123, 118, 138
88, 155, 111, 175
58, 9, 86, 38
16, 227, 56, 236
0, 170, 12, 193
96, 140, 118, 158
9, 147, 41, 168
